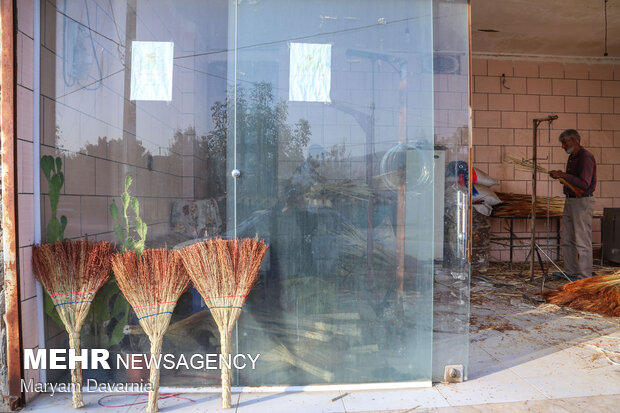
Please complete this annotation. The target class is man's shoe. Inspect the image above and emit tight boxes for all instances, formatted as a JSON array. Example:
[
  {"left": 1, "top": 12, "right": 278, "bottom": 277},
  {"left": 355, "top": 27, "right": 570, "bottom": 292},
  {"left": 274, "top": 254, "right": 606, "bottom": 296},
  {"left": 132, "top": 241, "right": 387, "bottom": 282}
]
[{"left": 551, "top": 271, "right": 578, "bottom": 281}]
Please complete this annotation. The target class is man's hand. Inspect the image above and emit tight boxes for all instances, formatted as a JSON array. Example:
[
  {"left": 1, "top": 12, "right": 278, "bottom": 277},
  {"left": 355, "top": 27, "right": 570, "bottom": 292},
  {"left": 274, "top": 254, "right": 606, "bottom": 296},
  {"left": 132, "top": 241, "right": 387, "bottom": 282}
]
[{"left": 549, "top": 170, "right": 565, "bottom": 179}]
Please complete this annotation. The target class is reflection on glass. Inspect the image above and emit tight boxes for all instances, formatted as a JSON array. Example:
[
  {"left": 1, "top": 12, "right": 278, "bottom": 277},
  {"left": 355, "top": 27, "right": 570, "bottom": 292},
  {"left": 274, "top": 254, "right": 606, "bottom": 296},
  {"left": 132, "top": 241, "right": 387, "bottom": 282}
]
[
  {"left": 40, "top": 0, "right": 469, "bottom": 387},
  {"left": 233, "top": 0, "right": 435, "bottom": 385}
]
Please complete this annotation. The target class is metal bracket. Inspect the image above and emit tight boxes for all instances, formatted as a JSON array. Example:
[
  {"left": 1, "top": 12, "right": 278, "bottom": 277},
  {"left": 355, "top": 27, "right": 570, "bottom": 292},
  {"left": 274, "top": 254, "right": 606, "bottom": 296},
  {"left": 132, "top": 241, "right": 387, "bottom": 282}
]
[{"left": 444, "top": 364, "right": 464, "bottom": 383}]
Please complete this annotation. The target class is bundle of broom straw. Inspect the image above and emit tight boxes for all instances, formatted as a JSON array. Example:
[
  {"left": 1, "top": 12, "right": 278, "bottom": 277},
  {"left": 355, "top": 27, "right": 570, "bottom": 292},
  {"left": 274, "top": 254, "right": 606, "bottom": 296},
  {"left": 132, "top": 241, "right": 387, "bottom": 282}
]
[
  {"left": 543, "top": 270, "right": 620, "bottom": 317},
  {"left": 179, "top": 238, "right": 268, "bottom": 408},
  {"left": 111, "top": 249, "right": 190, "bottom": 413},
  {"left": 32, "top": 240, "right": 113, "bottom": 408},
  {"left": 492, "top": 192, "right": 565, "bottom": 217},
  {"left": 504, "top": 154, "right": 584, "bottom": 197}
]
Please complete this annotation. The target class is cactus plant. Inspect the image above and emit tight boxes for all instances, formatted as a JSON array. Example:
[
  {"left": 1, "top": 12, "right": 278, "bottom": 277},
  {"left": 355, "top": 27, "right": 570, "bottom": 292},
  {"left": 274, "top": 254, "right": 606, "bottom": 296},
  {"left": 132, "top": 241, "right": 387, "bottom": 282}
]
[
  {"left": 110, "top": 175, "right": 148, "bottom": 254},
  {"left": 41, "top": 155, "right": 67, "bottom": 242},
  {"left": 93, "top": 175, "right": 149, "bottom": 348}
]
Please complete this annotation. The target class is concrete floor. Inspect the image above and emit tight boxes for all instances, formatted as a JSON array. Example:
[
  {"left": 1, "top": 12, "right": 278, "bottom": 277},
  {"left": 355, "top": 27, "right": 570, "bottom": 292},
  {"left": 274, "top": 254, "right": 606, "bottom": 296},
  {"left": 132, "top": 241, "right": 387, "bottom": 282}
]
[{"left": 24, "top": 268, "right": 620, "bottom": 412}]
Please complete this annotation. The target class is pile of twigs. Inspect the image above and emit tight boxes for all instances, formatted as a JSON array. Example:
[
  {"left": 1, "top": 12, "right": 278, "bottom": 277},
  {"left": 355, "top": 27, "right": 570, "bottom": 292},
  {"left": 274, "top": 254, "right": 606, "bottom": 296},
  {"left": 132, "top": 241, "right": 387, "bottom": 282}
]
[
  {"left": 544, "top": 270, "right": 620, "bottom": 317},
  {"left": 491, "top": 192, "right": 565, "bottom": 217},
  {"left": 32, "top": 240, "right": 113, "bottom": 408},
  {"left": 111, "top": 249, "right": 190, "bottom": 413},
  {"left": 180, "top": 238, "right": 268, "bottom": 408}
]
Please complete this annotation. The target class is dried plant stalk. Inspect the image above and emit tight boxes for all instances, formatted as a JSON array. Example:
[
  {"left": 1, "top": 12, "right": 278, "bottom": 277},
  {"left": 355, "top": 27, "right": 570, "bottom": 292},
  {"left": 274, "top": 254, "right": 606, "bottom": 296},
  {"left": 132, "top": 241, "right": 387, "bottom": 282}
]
[
  {"left": 111, "top": 249, "right": 190, "bottom": 413},
  {"left": 179, "top": 238, "right": 268, "bottom": 409},
  {"left": 503, "top": 154, "right": 584, "bottom": 197},
  {"left": 492, "top": 192, "right": 565, "bottom": 217},
  {"left": 544, "top": 271, "right": 620, "bottom": 317},
  {"left": 32, "top": 240, "right": 113, "bottom": 408}
]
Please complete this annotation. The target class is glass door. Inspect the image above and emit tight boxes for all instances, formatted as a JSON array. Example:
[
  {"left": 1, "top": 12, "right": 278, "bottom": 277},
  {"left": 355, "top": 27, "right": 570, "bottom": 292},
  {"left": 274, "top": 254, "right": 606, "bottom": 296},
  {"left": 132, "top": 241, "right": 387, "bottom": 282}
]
[
  {"left": 231, "top": 0, "right": 436, "bottom": 386},
  {"left": 39, "top": 0, "right": 469, "bottom": 389}
]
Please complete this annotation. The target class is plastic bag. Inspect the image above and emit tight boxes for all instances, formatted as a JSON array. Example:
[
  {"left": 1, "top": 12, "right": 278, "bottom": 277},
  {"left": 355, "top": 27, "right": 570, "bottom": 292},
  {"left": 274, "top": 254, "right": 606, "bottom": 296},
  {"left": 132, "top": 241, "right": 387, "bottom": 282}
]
[
  {"left": 474, "top": 167, "right": 499, "bottom": 187},
  {"left": 472, "top": 184, "right": 502, "bottom": 206}
]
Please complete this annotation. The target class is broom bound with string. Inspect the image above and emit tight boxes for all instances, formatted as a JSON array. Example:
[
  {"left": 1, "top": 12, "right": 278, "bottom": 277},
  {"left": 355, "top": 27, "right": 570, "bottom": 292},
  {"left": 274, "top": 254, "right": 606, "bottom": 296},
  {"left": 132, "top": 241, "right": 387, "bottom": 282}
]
[
  {"left": 180, "top": 238, "right": 268, "bottom": 409},
  {"left": 32, "top": 240, "right": 113, "bottom": 408},
  {"left": 111, "top": 249, "right": 190, "bottom": 413}
]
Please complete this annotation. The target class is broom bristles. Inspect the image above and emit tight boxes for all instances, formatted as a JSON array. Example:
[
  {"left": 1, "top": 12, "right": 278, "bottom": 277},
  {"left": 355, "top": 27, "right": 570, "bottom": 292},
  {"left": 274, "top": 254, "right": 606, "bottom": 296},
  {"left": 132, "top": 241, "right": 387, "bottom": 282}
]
[
  {"left": 179, "top": 237, "right": 268, "bottom": 408},
  {"left": 179, "top": 238, "right": 268, "bottom": 329},
  {"left": 32, "top": 240, "right": 113, "bottom": 328},
  {"left": 111, "top": 249, "right": 190, "bottom": 413},
  {"left": 32, "top": 240, "right": 113, "bottom": 408},
  {"left": 544, "top": 271, "right": 620, "bottom": 317},
  {"left": 111, "top": 249, "right": 190, "bottom": 336}
]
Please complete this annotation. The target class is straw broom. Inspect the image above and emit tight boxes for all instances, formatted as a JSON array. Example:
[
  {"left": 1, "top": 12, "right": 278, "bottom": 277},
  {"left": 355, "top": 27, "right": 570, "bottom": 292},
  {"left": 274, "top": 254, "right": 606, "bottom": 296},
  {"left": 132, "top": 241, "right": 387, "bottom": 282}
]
[
  {"left": 179, "top": 238, "right": 268, "bottom": 408},
  {"left": 32, "top": 240, "right": 113, "bottom": 408},
  {"left": 111, "top": 249, "right": 190, "bottom": 413},
  {"left": 504, "top": 154, "right": 584, "bottom": 197},
  {"left": 543, "top": 271, "right": 620, "bottom": 317}
]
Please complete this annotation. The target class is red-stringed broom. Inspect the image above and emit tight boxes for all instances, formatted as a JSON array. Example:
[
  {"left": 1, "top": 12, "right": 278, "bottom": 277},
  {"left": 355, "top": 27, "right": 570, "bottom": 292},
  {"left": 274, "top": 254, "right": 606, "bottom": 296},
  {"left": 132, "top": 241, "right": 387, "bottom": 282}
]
[
  {"left": 179, "top": 238, "right": 268, "bottom": 409},
  {"left": 111, "top": 249, "right": 190, "bottom": 413},
  {"left": 543, "top": 270, "right": 620, "bottom": 317},
  {"left": 32, "top": 240, "right": 113, "bottom": 408}
]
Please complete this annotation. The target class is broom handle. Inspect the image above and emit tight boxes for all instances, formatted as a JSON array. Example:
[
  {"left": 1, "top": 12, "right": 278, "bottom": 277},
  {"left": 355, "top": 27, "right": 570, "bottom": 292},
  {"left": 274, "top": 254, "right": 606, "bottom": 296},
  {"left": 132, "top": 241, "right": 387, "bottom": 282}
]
[
  {"left": 554, "top": 176, "right": 584, "bottom": 197},
  {"left": 220, "top": 328, "right": 232, "bottom": 409},
  {"left": 147, "top": 336, "right": 164, "bottom": 413},
  {"left": 68, "top": 331, "right": 84, "bottom": 408}
]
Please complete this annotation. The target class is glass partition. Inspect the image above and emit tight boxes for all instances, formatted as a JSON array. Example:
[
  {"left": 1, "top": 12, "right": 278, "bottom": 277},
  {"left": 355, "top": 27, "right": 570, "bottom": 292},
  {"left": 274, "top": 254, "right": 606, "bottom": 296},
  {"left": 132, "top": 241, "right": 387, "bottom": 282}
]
[
  {"left": 232, "top": 0, "right": 435, "bottom": 385},
  {"left": 431, "top": 0, "right": 470, "bottom": 381},
  {"left": 39, "top": 0, "right": 469, "bottom": 387}
]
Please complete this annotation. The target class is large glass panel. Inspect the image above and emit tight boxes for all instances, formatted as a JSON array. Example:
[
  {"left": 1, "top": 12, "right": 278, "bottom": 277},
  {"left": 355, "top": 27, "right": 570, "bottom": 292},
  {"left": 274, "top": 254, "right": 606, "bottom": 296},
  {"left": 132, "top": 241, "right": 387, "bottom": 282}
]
[
  {"left": 39, "top": 0, "right": 469, "bottom": 388},
  {"left": 233, "top": 0, "right": 436, "bottom": 385},
  {"left": 430, "top": 0, "right": 470, "bottom": 381},
  {"left": 40, "top": 0, "right": 230, "bottom": 387}
]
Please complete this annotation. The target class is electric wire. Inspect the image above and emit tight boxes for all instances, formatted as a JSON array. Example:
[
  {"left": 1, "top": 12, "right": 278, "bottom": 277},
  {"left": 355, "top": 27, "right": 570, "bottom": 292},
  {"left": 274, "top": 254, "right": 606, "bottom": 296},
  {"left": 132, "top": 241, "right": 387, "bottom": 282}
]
[{"left": 174, "top": 15, "right": 426, "bottom": 60}]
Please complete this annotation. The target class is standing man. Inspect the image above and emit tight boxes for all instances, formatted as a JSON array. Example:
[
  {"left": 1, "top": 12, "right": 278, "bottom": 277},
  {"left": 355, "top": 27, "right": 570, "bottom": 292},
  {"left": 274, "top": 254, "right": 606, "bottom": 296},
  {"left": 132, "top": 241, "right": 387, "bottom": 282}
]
[{"left": 550, "top": 129, "right": 597, "bottom": 279}]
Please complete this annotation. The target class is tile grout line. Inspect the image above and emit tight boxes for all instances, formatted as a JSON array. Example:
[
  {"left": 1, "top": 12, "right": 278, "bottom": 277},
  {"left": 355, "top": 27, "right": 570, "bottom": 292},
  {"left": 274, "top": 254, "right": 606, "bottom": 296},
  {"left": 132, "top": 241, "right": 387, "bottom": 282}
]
[
  {"left": 339, "top": 389, "right": 348, "bottom": 412},
  {"left": 234, "top": 391, "right": 241, "bottom": 413},
  {"left": 489, "top": 334, "right": 557, "bottom": 401},
  {"left": 434, "top": 386, "right": 451, "bottom": 407},
  {"left": 504, "top": 364, "right": 554, "bottom": 400}
]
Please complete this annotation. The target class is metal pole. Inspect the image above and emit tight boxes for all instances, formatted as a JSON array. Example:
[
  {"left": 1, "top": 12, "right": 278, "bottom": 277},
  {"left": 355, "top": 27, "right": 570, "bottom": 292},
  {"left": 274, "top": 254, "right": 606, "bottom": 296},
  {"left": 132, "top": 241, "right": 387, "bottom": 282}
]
[
  {"left": 530, "top": 120, "right": 538, "bottom": 281},
  {"left": 529, "top": 115, "right": 557, "bottom": 281}
]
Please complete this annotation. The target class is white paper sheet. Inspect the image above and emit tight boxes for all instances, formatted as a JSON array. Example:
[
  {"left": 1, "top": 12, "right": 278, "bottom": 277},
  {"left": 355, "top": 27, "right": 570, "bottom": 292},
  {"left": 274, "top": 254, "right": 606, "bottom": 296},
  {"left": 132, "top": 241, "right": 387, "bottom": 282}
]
[
  {"left": 130, "top": 41, "right": 174, "bottom": 101},
  {"left": 289, "top": 43, "right": 332, "bottom": 103}
]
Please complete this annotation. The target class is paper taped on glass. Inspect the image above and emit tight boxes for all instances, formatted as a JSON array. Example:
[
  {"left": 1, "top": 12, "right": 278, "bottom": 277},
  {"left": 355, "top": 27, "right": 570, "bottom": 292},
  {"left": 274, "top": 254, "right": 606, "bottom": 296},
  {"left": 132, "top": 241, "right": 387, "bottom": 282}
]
[
  {"left": 130, "top": 41, "right": 174, "bottom": 101},
  {"left": 289, "top": 43, "right": 331, "bottom": 103}
]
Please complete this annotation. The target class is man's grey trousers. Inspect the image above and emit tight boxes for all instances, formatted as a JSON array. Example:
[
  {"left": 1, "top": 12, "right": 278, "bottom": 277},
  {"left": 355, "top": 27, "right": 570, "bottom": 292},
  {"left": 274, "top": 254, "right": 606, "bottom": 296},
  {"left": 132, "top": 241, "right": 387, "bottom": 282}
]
[{"left": 561, "top": 197, "right": 594, "bottom": 277}]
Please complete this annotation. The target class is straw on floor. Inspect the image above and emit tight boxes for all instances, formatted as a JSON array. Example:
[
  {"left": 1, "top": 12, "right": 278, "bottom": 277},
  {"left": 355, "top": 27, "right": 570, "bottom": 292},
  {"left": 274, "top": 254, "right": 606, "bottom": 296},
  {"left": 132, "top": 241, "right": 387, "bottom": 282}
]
[
  {"left": 111, "top": 249, "right": 190, "bottom": 413},
  {"left": 32, "top": 240, "right": 113, "bottom": 408},
  {"left": 179, "top": 238, "right": 268, "bottom": 409},
  {"left": 543, "top": 270, "right": 620, "bottom": 317}
]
